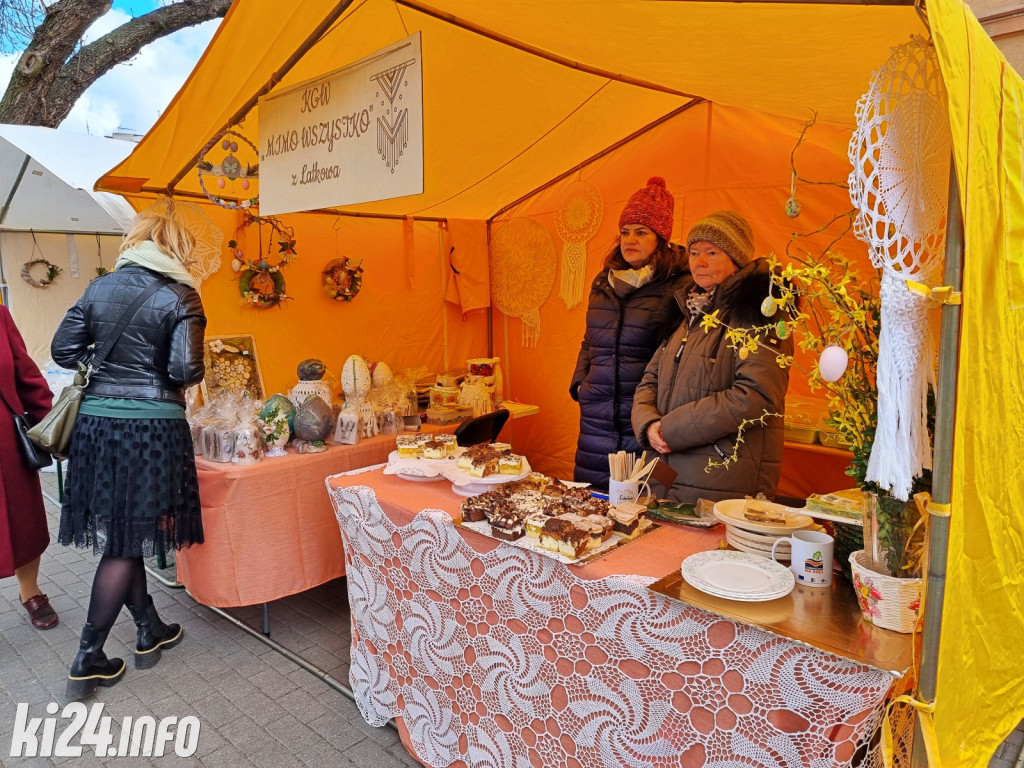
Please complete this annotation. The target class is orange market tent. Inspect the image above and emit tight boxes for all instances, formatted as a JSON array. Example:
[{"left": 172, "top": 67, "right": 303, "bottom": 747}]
[{"left": 96, "top": 1, "right": 1024, "bottom": 765}]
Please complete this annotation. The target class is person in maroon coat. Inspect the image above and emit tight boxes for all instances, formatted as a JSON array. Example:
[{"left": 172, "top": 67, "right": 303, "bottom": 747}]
[{"left": 0, "top": 305, "right": 58, "bottom": 629}]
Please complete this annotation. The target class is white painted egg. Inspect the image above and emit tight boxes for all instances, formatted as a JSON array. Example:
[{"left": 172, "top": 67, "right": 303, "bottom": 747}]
[
  {"left": 231, "top": 258, "right": 242, "bottom": 272},
  {"left": 818, "top": 345, "right": 849, "bottom": 383},
  {"left": 372, "top": 361, "right": 394, "bottom": 388},
  {"left": 341, "top": 355, "right": 372, "bottom": 399}
]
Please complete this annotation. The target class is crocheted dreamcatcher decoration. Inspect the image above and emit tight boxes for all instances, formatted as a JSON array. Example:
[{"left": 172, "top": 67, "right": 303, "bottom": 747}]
[
  {"left": 197, "top": 129, "right": 259, "bottom": 210},
  {"left": 138, "top": 196, "right": 224, "bottom": 290},
  {"left": 489, "top": 218, "right": 557, "bottom": 347},
  {"left": 848, "top": 35, "right": 950, "bottom": 500},
  {"left": 554, "top": 180, "right": 603, "bottom": 310}
]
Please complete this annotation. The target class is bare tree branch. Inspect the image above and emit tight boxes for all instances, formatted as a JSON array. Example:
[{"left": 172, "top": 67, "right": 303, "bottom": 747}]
[{"left": 0, "top": 0, "right": 232, "bottom": 127}]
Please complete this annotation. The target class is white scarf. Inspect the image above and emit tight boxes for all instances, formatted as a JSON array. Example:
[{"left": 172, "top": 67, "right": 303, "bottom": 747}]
[
  {"left": 115, "top": 241, "right": 197, "bottom": 290},
  {"left": 608, "top": 264, "right": 654, "bottom": 296}
]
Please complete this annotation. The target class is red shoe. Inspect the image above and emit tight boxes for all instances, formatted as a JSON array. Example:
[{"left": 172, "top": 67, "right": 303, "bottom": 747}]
[{"left": 22, "top": 594, "right": 59, "bottom": 630}]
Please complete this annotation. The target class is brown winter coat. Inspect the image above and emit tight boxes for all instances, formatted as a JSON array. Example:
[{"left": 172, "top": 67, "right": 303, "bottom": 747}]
[
  {"left": 631, "top": 259, "right": 792, "bottom": 503},
  {"left": 0, "top": 307, "right": 53, "bottom": 577}
]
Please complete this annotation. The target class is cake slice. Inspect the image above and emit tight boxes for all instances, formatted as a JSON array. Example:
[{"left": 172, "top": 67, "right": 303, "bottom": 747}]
[
  {"left": 539, "top": 518, "right": 591, "bottom": 559},
  {"left": 743, "top": 498, "right": 786, "bottom": 524},
  {"left": 498, "top": 454, "right": 523, "bottom": 475},
  {"left": 420, "top": 440, "right": 447, "bottom": 460},
  {"left": 396, "top": 435, "right": 419, "bottom": 459},
  {"left": 608, "top": 502, "right": 646, "bottom": 537}
]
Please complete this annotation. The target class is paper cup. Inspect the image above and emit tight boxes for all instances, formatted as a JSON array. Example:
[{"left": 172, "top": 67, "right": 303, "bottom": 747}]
[
  {"left": 608, "top": 479, "right": 639, "bottom": 507},
  {"left": 771, "top": 530, "right": 834, "bottom": 588}
]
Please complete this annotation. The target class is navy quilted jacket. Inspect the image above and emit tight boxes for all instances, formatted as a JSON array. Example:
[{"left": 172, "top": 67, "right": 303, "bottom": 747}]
[{"left": 570, "top": 269, "right": 688, "bottom": 489}]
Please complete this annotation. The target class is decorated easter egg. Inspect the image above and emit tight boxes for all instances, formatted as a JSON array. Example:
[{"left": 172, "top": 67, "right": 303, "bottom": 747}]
[
  {"left": 818, "top": 345, "right": 849, "bottom": 383},
  {"left": 341, "top": 355, "right": 372, "bottom": 399},
  {"left": 371, "top": 361, "right": 394, "bottom": 388},
  {"left": 261, "top": 393, "right": 296, "bottom": 429},
  {"left": 231, "top": 258, "right": 242, "bottom": 272},
  {"left": 292, "top": 395, "right": 334, "bottom": 442},
  {"left": 297, "top": 358, "right": 327, "bottom": 381}
]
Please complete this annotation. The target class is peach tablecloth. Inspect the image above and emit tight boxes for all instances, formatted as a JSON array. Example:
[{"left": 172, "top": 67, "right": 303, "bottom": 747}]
[
  {"left": 181, "top": 431, "right": 440, "bottom": 606},
  {"left": 778, "top": 440, "right": 853, "bottom": 500},
  {"left": 326, "top": 469, "right": 900, "bottom": 768}
]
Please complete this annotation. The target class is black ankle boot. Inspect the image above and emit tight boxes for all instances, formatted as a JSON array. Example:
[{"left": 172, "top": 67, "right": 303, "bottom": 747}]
[
  {"left": 127, "top": 596, "right": 183, "bottom": 669},
  {"left": 66, "top": 623, "right": 126, "bottom": 700}
]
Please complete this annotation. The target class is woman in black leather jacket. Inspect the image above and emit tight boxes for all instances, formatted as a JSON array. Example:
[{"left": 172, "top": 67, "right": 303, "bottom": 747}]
[{"left": 52, "top": 210, "right": 207, "bottom": 700}]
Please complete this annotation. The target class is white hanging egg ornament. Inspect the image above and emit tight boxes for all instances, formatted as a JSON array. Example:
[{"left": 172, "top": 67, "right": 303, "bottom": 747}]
[
  {"left": 818, "top": 345, "right": 849, "bottom": 383},
  {"left": 341, "top": 355, "right": 372, "bottom": 399},
  {"left": 760, "top": 296, "right": 776, "bottom": 317},
  {"left": 371, "top": 361, "right": 394, "bottom": 388},
  {"left": 231, "top": 258, "right": 242, "bottom": 272}
]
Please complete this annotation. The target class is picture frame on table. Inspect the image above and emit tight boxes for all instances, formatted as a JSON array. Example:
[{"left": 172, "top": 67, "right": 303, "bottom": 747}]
[{"left": 201, "top": 334, "right": 266, "bottom": 401}]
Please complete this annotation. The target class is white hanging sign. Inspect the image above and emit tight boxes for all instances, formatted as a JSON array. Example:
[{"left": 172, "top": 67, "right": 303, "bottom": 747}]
[{"left": 258, "top": 33, "right": 423, "bottom": 215}]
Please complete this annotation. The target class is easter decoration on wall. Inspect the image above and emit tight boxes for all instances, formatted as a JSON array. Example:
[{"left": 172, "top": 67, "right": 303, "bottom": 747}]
[
  {"left": 197, "top": 129, "right": 259, "bottom": 211},
  {"left": 232, "top": 211, "right": 298, "bottom": 309},
  {"left": 322, "top": 258, "right": 364, "bottom": 302}
]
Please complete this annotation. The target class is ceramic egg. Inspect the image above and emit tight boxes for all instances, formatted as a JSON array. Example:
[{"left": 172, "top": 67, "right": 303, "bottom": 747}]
[
  {"left": 231, "top": 258, "right": 242, "bottom": 272},
  {"left": 818, "top": 345, "right": 849, "bottom": 383},
  {"left": 341, "top": 355, "right": 372, "bottom": 399},
  {"left": 371, "top": 361, "right": 394, "bottom": 388}
]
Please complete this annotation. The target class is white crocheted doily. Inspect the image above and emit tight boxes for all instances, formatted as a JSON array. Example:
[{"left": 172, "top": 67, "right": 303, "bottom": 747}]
[{"left": 848, "top": 35, "right": 950, "bottom": 499}]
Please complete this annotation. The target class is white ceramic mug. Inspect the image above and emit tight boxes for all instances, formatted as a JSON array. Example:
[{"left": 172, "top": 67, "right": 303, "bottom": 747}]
[
  {"left": 771, "top": 530, "right": 834, "bottom": 588},
  {"left": 608, "top": 479, "right": 639, "bottom": 507}
]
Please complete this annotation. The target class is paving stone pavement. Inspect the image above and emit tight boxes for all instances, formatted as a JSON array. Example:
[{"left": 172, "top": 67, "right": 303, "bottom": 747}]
[{"left": 0, "top": 471, "right": 421, "bottom": 768}]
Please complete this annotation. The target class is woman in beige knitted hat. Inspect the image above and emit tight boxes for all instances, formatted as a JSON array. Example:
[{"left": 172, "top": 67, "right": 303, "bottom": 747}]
[{"left": 631, "top": 210, "right": 794, "bottom": 503}]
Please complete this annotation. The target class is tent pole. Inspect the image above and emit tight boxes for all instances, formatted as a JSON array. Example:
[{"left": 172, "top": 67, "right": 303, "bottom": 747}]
[
  {"left": 486, "top": 220, "right": 493, "bottom": 358},
  {"left": 910, "top": 157, "right": 963, "bottom": 768},
  {"left": 397, "top": 0, "right": 699, "bottom": 98},
  {"left": 0, "top": 154, "right": 31, "bottom": 228},
  {"left": 165, "top": 0, "right": 358, "bottom": 195},
  {"left": 490, "top": 100, "right": 704, "bottom": 222}
]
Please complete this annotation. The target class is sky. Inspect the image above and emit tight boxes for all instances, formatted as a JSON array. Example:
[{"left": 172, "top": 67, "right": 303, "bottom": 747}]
[{"left": 0, "top": 0, "right": 219, "bottom": 137}]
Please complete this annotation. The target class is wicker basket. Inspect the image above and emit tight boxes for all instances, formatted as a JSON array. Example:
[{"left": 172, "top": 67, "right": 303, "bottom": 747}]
[{"left": 849, "top": 550, "right": 922, "bottom": 633}]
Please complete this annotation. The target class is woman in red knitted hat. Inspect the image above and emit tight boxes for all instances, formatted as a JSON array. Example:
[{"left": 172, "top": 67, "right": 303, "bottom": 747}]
[{"left": 569, "top": 177, "right": 689, "bottom": 490}]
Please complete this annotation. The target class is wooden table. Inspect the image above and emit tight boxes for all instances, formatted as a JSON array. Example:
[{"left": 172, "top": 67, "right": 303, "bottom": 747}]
[{"left": 326, "top": 468, "right": 911, "bottom": 768}]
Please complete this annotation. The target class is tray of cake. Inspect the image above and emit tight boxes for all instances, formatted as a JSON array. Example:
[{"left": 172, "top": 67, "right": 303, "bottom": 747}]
[
  {"left": 384, "top": 433, "right": 463, "bottom": 480},
  {"left": 458, "top": 473, "right": 656, "bottom": 565},
  {"left": 444, "top": 443, "right": 531, "bottom": 495}
]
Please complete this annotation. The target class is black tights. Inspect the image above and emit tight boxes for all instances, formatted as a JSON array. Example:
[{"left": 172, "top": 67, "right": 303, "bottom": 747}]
[{"left": 86, "top": 556, "right": 148, "bottom": 633}]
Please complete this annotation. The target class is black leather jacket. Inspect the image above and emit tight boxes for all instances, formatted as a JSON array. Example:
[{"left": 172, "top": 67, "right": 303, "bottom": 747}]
[{"left": 51, "top": 265, "right": 206, "bottom": 405}]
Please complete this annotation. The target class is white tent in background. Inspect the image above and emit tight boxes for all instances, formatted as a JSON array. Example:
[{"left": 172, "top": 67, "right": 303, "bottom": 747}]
[{"left": 0, "top": 125, "right": 137, "bottom": 364}]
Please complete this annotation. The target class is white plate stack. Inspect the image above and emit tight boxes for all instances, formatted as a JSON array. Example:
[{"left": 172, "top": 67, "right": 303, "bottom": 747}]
[{"left": 712, "top": 499, "right": 816, "bottom": 561}]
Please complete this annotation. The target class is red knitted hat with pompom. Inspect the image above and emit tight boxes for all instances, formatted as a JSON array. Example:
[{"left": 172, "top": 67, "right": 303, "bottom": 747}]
[{"left": 618, "top": 176, "right": 674, "bottom": 241}]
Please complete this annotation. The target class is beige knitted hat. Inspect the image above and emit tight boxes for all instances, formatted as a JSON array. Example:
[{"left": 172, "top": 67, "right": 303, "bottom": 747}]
[{"left": 686, "top": 210, "right": 754, "bottom": 267}]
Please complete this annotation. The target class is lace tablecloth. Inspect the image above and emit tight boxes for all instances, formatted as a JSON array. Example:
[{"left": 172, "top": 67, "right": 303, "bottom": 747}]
[{"left": 326, "top": 472, "right": 904, "bottom": 768}]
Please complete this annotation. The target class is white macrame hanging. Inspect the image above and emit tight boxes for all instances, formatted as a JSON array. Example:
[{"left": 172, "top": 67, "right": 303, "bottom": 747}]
[
  {"left": 489, "top": 218, "right": 557, "bottom": 347},
  {"left": 139, "top": 196, "right": 224, "bottom": 291},
  {"left": 848, "top": 36, "right": 950, "bottom": 500},
  {"left": 554, "top": 180, "right": 603, "bottom": 310}
]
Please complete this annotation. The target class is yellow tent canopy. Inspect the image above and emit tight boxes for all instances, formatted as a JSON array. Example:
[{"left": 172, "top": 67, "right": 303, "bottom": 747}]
[{"left": 97, "top": 1, "right": 1024, "bottom": 765}]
